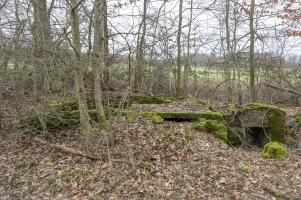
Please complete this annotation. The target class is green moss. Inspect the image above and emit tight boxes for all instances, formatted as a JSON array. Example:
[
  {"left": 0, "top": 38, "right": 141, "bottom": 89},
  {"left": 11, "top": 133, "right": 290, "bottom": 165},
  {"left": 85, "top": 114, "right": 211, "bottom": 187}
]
[
  {"left": 193, "top": 99, "right": 207, "bottom": 105},
  {"left": 150, "top": 114, "right": 164, "bottom": 124},
  {"left": 48, "top": 99, "right": 79, "bottom": 111},
  {"left": 127, "top": 112, "right": 165, "bottom": 124},
  {"left": 239, "top": 103, "right": 285, "bottom": 113},
  {"left": 140, "top": 161, "right": 153, "bottom": 169},
  {"left": 240, "top": 165, "right": 253, "bottom": 173},
  {"left": 227, "top": 127, "right": 244, "bottom": 146},
  {"left": 260, "top": 142, "right": 288, "bottom": 160},
  {"left": 265, "top": 188, "right": 290, "bottom": 200},
  {"left": 130, "top": 96, "right": 174, "bottom": 104},
  {"left": 193, "top": 120, "right": 228, "bottom": 142},
  {"left": 23, "top": 100, "right": 99, "bottom": 134},
  {"left": 153, "top": 111, "right": 223, "bottom": 121}
]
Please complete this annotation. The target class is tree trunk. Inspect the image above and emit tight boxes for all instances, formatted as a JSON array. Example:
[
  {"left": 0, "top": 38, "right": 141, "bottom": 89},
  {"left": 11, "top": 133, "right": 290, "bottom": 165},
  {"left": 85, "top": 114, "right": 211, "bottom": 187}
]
[
  {"left": 70, "top": 0, "right": 92, "bottom": 138},
  {"left": 176, "top": 0, "right": 183, "bottom": 98},
  {"left": 93, "top": 0, "right": 108, "bottom": 129},
  {"left": 183, "top": 0, "right": 193, "bottom": 97},
  {"left": 134, "top": 0, "right": 148, "bottom": 93},
  {"left": 30, "top": 0, "right": 52, "bottom": 96},
  {"left": 249, "top": 0, "right": 256, "bottom": 102},
  {"left": 225, "top": 0, "right": 233, "bottom": 103}
]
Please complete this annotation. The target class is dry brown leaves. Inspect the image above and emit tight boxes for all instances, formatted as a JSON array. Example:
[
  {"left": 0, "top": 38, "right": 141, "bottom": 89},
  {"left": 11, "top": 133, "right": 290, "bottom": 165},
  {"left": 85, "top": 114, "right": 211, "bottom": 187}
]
[{"left": 0, "top": 100, "right": 301, "bottom": 199}]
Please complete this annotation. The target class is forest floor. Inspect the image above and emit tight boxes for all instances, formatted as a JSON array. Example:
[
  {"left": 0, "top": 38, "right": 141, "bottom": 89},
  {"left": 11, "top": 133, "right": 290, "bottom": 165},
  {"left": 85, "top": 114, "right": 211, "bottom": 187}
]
[{"left": 0, "top": 99, "right": 301, "bottom": 200}]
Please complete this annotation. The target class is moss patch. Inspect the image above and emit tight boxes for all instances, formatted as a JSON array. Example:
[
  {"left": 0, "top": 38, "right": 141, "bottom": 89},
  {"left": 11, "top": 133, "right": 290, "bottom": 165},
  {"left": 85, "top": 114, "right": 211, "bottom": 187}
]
[
  {"left": 193, "top": 99, "right": 207, "bottom": 105},
  {"left": 150, "top": 114, "right": 164, "bottom": 124},
  {"left": 260, "top": 142, "right": 288, "bottom": 160},
  {"left": 265, "top": 188, "right": 290, "bottom": 200},
  {"left": 227, "top": 127, "right": 244, "bottom": 146},
  {"left": 193, "top": 120, "right": 228, "bottom": 142},
  {"left": 23, "top": 100, "right": 99, "bottom": 134},
  {"left": 238, "top": 103, "right": 285, "bottom": 113},
  {"left": 140, "top": 161, "right": 153, "bottom": 169},
  {"left": 48, "top": 99, "right": 79, "bottom": 111},
  {"left": 240, "top": 165, "right": 253, "bottom": 173}
]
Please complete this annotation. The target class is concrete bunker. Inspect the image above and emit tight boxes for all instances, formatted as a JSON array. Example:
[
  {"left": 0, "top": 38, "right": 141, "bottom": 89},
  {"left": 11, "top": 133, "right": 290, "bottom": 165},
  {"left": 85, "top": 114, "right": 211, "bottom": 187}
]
[{"left": 229, "top": 103, "right": 286, "bottom": 147}]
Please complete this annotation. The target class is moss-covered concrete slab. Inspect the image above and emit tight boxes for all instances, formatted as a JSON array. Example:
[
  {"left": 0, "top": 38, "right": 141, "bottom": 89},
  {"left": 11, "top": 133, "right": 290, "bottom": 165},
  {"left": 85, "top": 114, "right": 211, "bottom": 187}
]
[
  {"left": 137, "top": 111, "right": 223, "bottom": 122},
  {"left": 229, "top": 103, "right": 286, "bottom": 145}
]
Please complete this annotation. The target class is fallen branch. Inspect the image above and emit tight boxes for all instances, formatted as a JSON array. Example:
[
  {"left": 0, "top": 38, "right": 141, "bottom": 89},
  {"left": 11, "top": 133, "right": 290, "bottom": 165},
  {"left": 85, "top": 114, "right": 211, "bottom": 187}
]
[
  {"left": 264, "top": 83, "right": 301, "bottom": 96},
  {"left": 263, "top": 187, "right": 294, "bottom": 200},
  {"left": 33, "top": 137, "right": 131, "bottom": 165}
]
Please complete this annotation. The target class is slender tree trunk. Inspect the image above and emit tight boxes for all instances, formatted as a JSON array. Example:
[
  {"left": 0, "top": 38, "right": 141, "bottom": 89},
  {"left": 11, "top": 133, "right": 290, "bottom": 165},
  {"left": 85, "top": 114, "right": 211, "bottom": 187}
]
[
  {"left": 249, "top": 0, "right": 256, "bottom": 102},
  {"left": 183, "top": 0, "right": 193, "bottom": 97},
  {"left": 176, "top": 0, "right": 183, "bottom": 98},
  {"left": 70, "top": 0, "right": 92, "bottom": 138},
  {"left": 147, "top": 0, "right": 166, "bottom": 95},
  {"left": 225, "top": 0, "right": 232, "bottom": 103},
  {"left": 134, "top": 0, "right": 148, "bottom": 93},
  {"left": 93, "top": 0, "right": 108, "bottom": 129},
  {"left": 103, "top": 0, "right": 110, "bottom": 87}
]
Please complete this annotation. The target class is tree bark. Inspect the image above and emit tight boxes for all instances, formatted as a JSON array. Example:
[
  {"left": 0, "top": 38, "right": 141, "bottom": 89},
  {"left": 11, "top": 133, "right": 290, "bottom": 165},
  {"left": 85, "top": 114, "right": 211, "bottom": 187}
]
[
  {"left": 225, "top": 0, "right": 233, "bottom": 103},
  {"left": 70, "top": 0, "right": 93, "bottom": 138},
  {"left": 93, "top": 0, "right": 108, "bottom": 129},
  {"left": 176, "top": 0, "right": 183, "bottom": 98},
  {"left": 30, "top": 0, "right": 53, "bottom": 97},
  {"left": 134, "top": 0, "right": 148, "bottom": 93},
  {"left": 183, "top": 0, "right": 193, "bottom": 97},
  {"left": 249, "top": 0, "right": 256, "bottom": 102}
]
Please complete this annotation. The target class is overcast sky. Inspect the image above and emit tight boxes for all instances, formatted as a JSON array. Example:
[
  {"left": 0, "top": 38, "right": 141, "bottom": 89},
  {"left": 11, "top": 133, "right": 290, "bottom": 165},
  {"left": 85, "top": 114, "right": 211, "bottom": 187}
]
[{"left": 107, "top": 0, "right": 301, "bottom": 58}]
